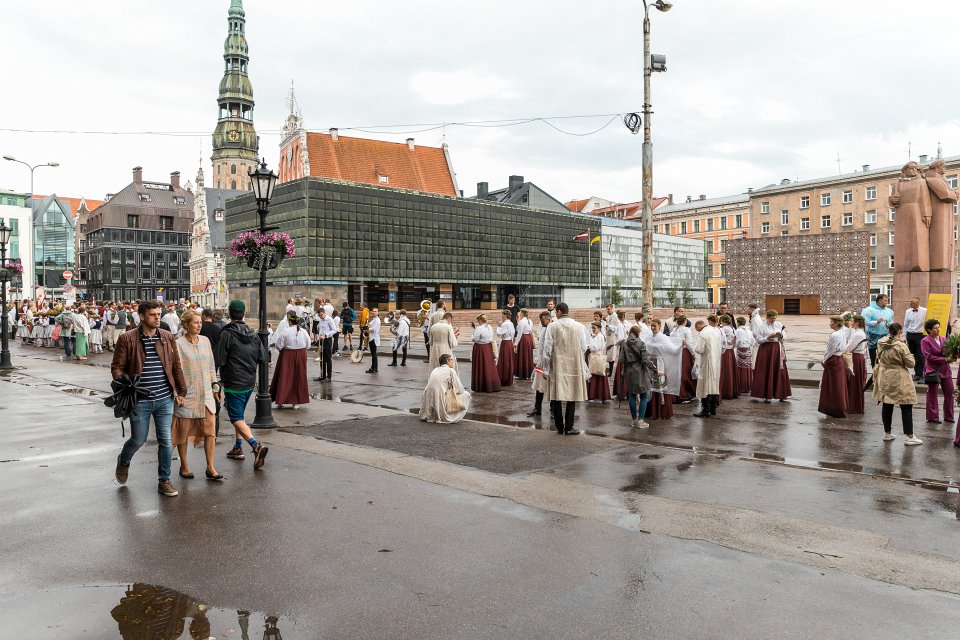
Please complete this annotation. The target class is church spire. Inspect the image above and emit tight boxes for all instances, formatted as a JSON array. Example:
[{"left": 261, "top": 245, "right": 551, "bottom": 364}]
[
  {"left": 282, "top": 79, "right": 304, "bottom": 143},
  {"left": 211, "top": 0, "right": 258, "bottom": 190}
]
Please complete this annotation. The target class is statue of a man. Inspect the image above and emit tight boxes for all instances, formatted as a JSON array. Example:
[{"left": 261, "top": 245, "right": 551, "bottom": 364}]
[
  {"left": 924, "top": 159, "right": 960, "bottom": 272},
  {"left": 889, "top": 161, "right": 931, "bottom": 272}
]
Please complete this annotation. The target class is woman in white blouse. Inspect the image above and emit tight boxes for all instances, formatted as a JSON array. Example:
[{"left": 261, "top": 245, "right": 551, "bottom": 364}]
[
  {"left": 470, "top": 314, "right": 501, "bottom": 393},
  {"left": 751, "top": 310, "right": 792, "bottom": 402},
  {"left": 673, "top": 314, "right": 697, "bottom": 403},
  {"left": 586, "top": 322, "right": 611, "bottom": 402},
  {"left": 513, "top": 309, "right": 535, "bottom": 380},
  {"left": 845, "top": 316, "right": 868, "bottom": 414},
  {"left": 818, "top": 316, "right": 849, "bottom": 418},
  {"left": 718, "top": 316, "right": 739, "bottom": 400},
  {"left": 734, "top": 316, "right": 756, "bottom": 394},
  {"left": 269, "top": 311, "right": 311, "bottom": 409},
  {"left": 495, "top": 309, "right": 516, "bottom": 387}
]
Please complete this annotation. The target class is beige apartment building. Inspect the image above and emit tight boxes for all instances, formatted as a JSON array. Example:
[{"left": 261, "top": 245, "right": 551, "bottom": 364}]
[
  {"left": 747, "top": 155, "right": 960, "bottom": 302},
  {"left": 653, "top": 194, "right": 751, "bottom": 304}
]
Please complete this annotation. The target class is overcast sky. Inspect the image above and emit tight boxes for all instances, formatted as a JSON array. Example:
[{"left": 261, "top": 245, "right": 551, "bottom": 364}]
[{"left": 1, "top": 0, "right": 957, "bottom": 205}]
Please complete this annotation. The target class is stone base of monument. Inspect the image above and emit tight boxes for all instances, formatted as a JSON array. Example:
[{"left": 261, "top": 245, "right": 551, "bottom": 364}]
[{"left": 892, "top": 270, "right": 956, "bottom": 314}]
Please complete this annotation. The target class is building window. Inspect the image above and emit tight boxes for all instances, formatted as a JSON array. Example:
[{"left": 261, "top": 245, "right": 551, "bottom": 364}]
[
  {"left": 173, "top": 196, "right": 185, "bottom": 206},
  {"left": 870, "top": 256, "right": 877, "bottom": 270},
  {"left": 707, "top": 218, "right": 714, "bottom": 231},
  {"left": 125, "top": 249, "right": 135, "bottom": 263},
  {"left": 842, "top": 213, "right": 853, "bottom": 226},
  {"left": 693, "top": 219, "right": 700, "bottom": 232},
  {"left": 869, "top": 233, "right": 877, "bottom": 246},
  {"left": 718, "top": 263, "right": 726, "bottom": 277},
  {"left": 111, "top": 248, "right": 121, "bottom": 263},
  {"left": 718, "top": 239, "right": 726, "bottom": 253},
  {"left": 948, "top": 175, "right": 958, "bottom": 189},
  {"left": 110, "top": 267, "right": 121, "bottom": 280},
  {"left": 820, "top": 215, "right": 831, "bottom": 229},
  {"left": 159, "top": 216, "right": 174, "bottom": 230},
  {"left": 231, "top": 180, "right": 237, "bottom": 189},
  {"left": 231, "top": 164, "right": 237, "bottom": 174},
  {"left": 888, "top": 231, "right": 895, "bottom": 245},
  {"left": 889, "top": 207, "right": 896, "bottom": 222},
  {"left": 761, "top": 202, "right": 770, "bottom": 214},
  {"left": 761, "top": 222, "right": 770, "bottom": 234},
  {"left": 138, "top": 193, "right": 151, "bottom": 202},
  {"left": 865, "top": 186, "right": 877, "bottom": 200},
  {"left": 734, "top": 214, "right": 743, "bottom": 228},
  {"left": 955, "top": 226, "right": 958, "bottom": 241},
  {"left": 800, "top": 196, "right": 810, "bottom": 209},
  {"left": 680, "top": 221, "right": 687, "bottom": 234},
  {"left": 780, "top": 210, "right": 789, "bottom": 225},
  {"left": 889, "top": 255, "right": 895, "bottom": 269},
  {"left": 780, "top": 230, "right": 789, "bottom": 236},
  {"left": 705, "top": 240, "right": 713, "bottom": 253},
  {"left": 653, "top": 225, "right": 658, "bottom": 234},
  {"left": 378, "top": 175, "right": 389, "bottom": 184},
  {"left": 821, "top": 193, "right": 831, "bottom": 206},
  {"left": 214, "top": 210, "right": 224, "bottom": 221},
  {"left": 842, "top": 190, "right": 853, "bottom": 204},
  {"left": 800, "top": 217, "right": 810, "bottom": 230},
  {"left": 865, "top": 210, "right": 877, "bottom": 224},
  {"left": 127, "top": 215, "right": 140, "bottom": 229},
  {"left": 720, "top": 217, "right": 727, "bottom": 230}
]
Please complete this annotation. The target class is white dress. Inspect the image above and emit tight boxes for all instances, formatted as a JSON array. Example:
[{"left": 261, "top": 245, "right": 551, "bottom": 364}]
[
  {"left": 695, "top": 325, "right": 722, "bottom": 397},
  {"left": 420, "top": 365, "right": 471, "bottom": 423}
]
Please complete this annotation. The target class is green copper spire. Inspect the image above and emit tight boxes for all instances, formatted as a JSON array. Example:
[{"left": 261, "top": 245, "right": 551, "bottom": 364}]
[{"left": 212, "top": 0, "right": 258, "bottom": 180}]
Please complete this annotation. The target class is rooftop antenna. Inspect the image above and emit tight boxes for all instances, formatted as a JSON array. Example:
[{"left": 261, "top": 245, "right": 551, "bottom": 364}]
[
  {"left": 836, "top": 152, "right": 842, "bottom": 176},
  {"left": 907, "top": 141, "right": 912, "bottom": 161}
]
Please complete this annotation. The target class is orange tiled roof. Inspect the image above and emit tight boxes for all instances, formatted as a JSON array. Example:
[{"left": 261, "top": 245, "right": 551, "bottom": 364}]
[
  {"left": 35, "top": 195, "right": 106, "bottom": 219},
  {"left": 302, "top": 133, "right": 457, "bottom": 196},
  {"left": 566, "top": 198, "right": 589, "bottom": 212},
  {"left": 589, "top": 197, "right": 669, "bottom": 219}
]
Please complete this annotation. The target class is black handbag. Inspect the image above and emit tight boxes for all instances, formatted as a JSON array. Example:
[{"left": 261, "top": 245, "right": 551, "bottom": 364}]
[{"left": 924, "top": 372, "right": 941, "bottom": 385}]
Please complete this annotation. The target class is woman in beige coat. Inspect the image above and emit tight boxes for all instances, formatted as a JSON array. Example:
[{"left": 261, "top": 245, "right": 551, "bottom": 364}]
[{"left": 872, "top": 322, "right": 922, "bottom": 445}]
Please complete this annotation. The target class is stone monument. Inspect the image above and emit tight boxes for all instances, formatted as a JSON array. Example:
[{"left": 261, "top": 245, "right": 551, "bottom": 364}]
[{"left": 890, "top": 159, "right": 960, "bottom": 311}]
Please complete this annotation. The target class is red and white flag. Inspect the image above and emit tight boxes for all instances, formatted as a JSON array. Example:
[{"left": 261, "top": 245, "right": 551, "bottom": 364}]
[{"left": 573, "top": 231, "right": 589, "bottom": 241}]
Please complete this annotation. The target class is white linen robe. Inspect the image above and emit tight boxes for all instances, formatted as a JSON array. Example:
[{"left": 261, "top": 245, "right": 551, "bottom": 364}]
[
  {"left": 428, "top": 321, "right": 458, "bottom": 371},
  {"left": 420, "top": 365, "right": 471, "bottom": 423},
  {"left": 531, "top": 323, "right": 550, "bottom": 396},
  {"left": 695, "top": 325, "right": 722, "bottom": 397},
  {"left": 543, "top": 317, "right": 589, "bottom": 402}
]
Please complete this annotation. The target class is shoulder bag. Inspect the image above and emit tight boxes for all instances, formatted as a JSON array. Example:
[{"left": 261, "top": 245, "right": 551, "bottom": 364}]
[
  {"left": 444, "top": 374, "right": 465, "bottom": 412},
  {"left": 588, "top": 351, "right": 607, "bottom": 376}
]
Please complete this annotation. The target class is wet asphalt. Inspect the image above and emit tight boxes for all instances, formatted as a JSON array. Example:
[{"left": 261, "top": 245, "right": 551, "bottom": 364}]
[{"left": 2, "top": 342, "right": 960, "bottom": 638}]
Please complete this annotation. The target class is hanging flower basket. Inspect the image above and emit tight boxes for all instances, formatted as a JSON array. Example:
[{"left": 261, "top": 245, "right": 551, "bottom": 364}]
[
  {"left": 2, "top": 261, "right": 23, "bottom": 276},
  {"left": 229, "top": 231, "right": 295, "bottom": 271}
]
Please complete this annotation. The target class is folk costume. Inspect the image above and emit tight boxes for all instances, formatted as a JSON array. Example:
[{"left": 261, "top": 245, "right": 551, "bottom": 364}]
[
  {"left": 542, "top": 315, "right": 589, "bottom": 434},
  {"left": 270, "top": 323, "right": 310, "bottom": 407},
  {"left": 818, "top": 327, "right": 849, "bottom": 418},
  {"left": 420, "top": 364, "right": 471, "bottom": 424},
  {"left": 673, "top": 323, "right": 697, "bottom": 403},
  {"left": 693, "top": 323, "right": 722, "bottom": 417},
  {"left": 752, "top": 320, "right": 792, "bottom": 401},
  {"left": 587, "top": 330, "right": 611, "bottom": 402},
  {"left": 845, "top": 327, "right": 868, "bottom": 414},
  {"left": 530, "top": 321, "right": 551, "bottom": 415},
  {"left": 428, "top": 319, "right": 458, "bottom": 372},
  {"left": 644, "top": 331, "right": 684, "bottom": 420},
  {"left": 495, "top": 318, "right": 516, "bottom": 387},
  {"left": 734, "top": 324, "right": 756, "bottom": 394},
  {"left": 718, "top": 323, "right": 740, "bottom": 400},
  {"left": 514, "top": 315, "right": 535, "bottom": 380},
  {"left": 471, "top": 322, "right": 501, "bottom": 393}
]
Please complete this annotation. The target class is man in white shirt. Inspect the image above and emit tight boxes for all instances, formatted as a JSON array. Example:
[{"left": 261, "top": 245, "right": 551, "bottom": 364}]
[
  {"left": 161, "top": 304, "right": 180, "bottom": 335},
  {"left": 903, "top": 297, "right": 927, "bottom": 381},
  {"left": 366, "top": 308, "right": 381, "bottom": 373},
  {"left": 389, "top": 309, "right": 411, "bottom": 367},
  {"left": 314, "top": 308, "right": 337, "bottom": 382}
]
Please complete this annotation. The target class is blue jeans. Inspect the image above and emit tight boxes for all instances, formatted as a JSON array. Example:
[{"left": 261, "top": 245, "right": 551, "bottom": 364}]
[
  {"left": 628, "top": 391, "right": 650, "bottom": 420},
  {"left": 62, "top": 335, "right": 75, "bottom": 356},
  {"left": 119, "top": 396, "right": 174, "bottom": 482}
]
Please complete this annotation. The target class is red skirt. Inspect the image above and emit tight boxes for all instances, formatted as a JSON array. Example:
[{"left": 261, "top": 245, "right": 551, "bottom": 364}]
[
  {"left": 497, "top": 340, "right": 515, "bottom": 387},
  {"left": 719, "top": 349, "right": 740, "bottom": 400},
  {"left": 645, "top": 392, "right": 674, "bottom": 420},
  {"left": 269, "top": 348, "right": 310, "bottom": 405},
  {"left": 679, "top": 350, "right": 697, "bottom": 401},
  {"left": 846, "top": 353, "right": 866, "bottom": 414},
  {"left": 751, "top": 342, "right": 792, "bottom": 400},
  {"left": 514, "top": 333, "right": 534, "bottom": 379},
  {"left": 587, "top": 374, "right": 611, "bottom": 401},
  {"left": 736, "top": 355, "right": 753, "bottom": 394},
  {"left": 472, "top": 342, "right": 502, "bottom": 393},
  {"left": 613, "top": 359, "right": 626, "bottom": 399},
  {"left": 818, "top": 355, "right": 848, "bottom": 418}
]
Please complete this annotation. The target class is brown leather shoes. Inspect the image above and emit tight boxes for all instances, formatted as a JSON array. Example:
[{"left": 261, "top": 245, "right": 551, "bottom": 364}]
[
  {"left": 115, "top": 455, "right": 129, "bottom": 484},
  {"left": 253, "top": 443, "right": 268, "bottom": 470},
  {"left": 157, "top": 480, "right": 179, "bottom": 497}
]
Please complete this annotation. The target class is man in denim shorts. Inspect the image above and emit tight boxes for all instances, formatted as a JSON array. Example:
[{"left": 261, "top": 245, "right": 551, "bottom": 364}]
[{"left": 215, "top": 300, "right": 268, "bottom": 469}]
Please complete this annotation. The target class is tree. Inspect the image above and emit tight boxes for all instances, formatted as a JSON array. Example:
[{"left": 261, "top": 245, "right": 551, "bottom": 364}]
[
  {"left": 682, "top": 290, "right": 693, "bottom": 307},
  {"left": 630, "top": 289, "right": 640, "bottom": 308},
  {"left": 667, "top": 288, "right": 677, "bottom": 307},
  {"left": 608, "top": 276, "right": 624, "bottom": 306}
]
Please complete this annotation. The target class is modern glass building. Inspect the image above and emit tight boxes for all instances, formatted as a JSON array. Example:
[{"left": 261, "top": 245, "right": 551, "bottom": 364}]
[{"left": 31, "top": 195, "right": 75, "bottom": 290}]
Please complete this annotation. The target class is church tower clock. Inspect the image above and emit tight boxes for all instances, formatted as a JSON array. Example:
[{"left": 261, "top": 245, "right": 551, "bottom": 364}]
[{"left": 211, "top": 0, "right": 258, "bottom": 189}]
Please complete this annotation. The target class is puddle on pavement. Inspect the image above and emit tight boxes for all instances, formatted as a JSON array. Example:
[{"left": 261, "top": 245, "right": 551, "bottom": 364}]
[
  {"left": 5, "top": 582, "right": 303, "bottom": 639},
  {"left": 404, "top": 407, "right": 537, "bottom": 429}
]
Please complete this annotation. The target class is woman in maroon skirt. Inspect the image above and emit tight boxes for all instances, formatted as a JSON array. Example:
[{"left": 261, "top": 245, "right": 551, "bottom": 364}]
[
  {"left": 644, "top": 320, "right": 681, "bottom": 420},
  {"left": 845, "top": 315, "right": 868, "bottom": 414},
  {"left": 495, "top": 309, "right": 515, "bottom": 387},
  {"left": 718, "top": 316, "right": 740, "bottom": 400},
  {"left": 471, "top": 314, "right": 501, "bottom": 393},
  {"left": 672, "top": 315, "right": 697, "bottom": 403},
  {"left": 513, "top": 308, "right": 535, "bottom": 379},
  {"left": 612, "top": 310, "right": 628, "bottom": 400},
  {"left": 818, "top": 316, "right": 848, "bottom": 418},
  {"left": 751, "top": 310, "right": 792, "bottom": 402},
  {"left": 586, "top": 322, "right": 612, "bottom": 402},
  {"left": 270, "top": 311, "right": 311, "bottom": 409},
  {"left": 734, "top": 316, "right": 756, "bottom": 394}
]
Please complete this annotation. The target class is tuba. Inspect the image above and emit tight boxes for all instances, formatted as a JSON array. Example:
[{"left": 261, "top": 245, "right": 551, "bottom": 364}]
[{"left": 417, "top": 299, "right": 431, "bottom": 326}]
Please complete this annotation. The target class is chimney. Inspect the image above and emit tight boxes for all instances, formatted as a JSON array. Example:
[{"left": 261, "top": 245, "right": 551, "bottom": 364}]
[
  {"left": 919, "top": 154, "right": 929, "bottom": 163},
  {"left": 170, "top": 171, "right": 180, "bottom": 189},
  {"left": 329, "top": 128, "right": 339, "bottom": 141},
  {"left": 406, "top": 137, "right": 415, "bottom": 151},
  {"left": 508, "top": 175, "right": 524, "bottom": 193},
  {"left": 747, "top": 187, "right": 754, "bottom": 193},
  {"left": 685, "top": 195, "right": 692, "bottom": 203},
  {"left": 862, "top": 164, "right": 870, "bottom": 172},
  {"left": 780, "top": 178, "right": 790, "bottom": 185},
  {"left": 477, "top": 182, "right": 489, "bottom": 198},
  {"left": 699, "top": 194, "right": 706, "bottom": 200},
  {"left": 667, "top": 193, "right": 674, "bottom": 205},
  {"left": 133, "top": 166, "right": 143, "bottom": 184}
]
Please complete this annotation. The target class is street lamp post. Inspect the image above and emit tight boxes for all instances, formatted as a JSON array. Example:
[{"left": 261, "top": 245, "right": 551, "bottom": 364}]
[
  {"left": 3, "top": 156, "right": 59, "bottom": 293},
  {"left": 248, "top": 159, "right": 279, "bottom": 430},
  {"left": 640, "top": 0, "right": 671, "bottom": 314},
  {"left": 0, "top": 224, "right": 13, "bottom": 369}
]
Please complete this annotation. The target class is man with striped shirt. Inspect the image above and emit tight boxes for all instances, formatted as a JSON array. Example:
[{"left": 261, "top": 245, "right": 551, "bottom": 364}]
[{"left": 112, "top": 300, "right": 187, "bottom": 497}]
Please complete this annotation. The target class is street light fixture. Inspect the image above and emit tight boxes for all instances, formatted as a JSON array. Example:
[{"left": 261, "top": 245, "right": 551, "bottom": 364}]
[
  {"left": 640, "top": 0, "right": 672, "bottom": 314},
  {"left": 3, "top": 156, "right": 60, "bottom": 296},
  {"left": 248, "top": 158, "right": 279, "bottom": 430},
  {"left": 0, "top": 223, "right": 13, "bottom": 369}
]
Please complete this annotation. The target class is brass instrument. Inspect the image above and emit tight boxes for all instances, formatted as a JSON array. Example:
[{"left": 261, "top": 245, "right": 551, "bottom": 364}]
[{"left": 417, "top": 299, "right": 431, "bottom": 327}]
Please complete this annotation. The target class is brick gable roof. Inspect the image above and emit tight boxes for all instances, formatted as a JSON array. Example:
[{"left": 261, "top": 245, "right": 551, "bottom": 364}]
[
  {"left": 302, "top": 132, "right": 457, "bottom": 196},
  {"left": 35, "top": 195, "right": 106, "bottom": 218}
]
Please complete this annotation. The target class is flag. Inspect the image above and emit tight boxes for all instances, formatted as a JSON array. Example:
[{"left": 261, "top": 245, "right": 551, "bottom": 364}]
[
  {"left": 573, "top": 231, "right": 589, "bottom": 241},
  {"left": 590, "top": 235, "right": 601, "bottom": 245}
]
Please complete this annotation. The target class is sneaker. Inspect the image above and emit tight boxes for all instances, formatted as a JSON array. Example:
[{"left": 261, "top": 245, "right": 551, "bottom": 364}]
[
  {"left": 635, "top": 420, "right": 650, "bottom": 429},
  {"left": 253, "top": 443, "right": 269, "bottom": 470},
  {"left": 904, "top": 436, "right": 923, "bottom": 446},
  {"left": 158, "top": 480, "right": 179, "bottom": 497},
  {"left": 115, "top": 455, "right": 129, "bottom": 484},
  {"left": 226, "top": 446, "right": 245, "bottom": 460},
  {"left": 882, "top": 433, "right": 896, "bottom": 442}
]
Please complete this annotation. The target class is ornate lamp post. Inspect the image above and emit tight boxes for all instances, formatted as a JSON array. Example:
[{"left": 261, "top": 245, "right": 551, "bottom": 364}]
[
  {"left": 0, "top": 223, "right": 13, "bottom": 369},
  {"left": 640, "top": 0, "right": 671, "bottom": 314},
  {"left": 248, "top": 159, "right": 279, "bottom": 429}
]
